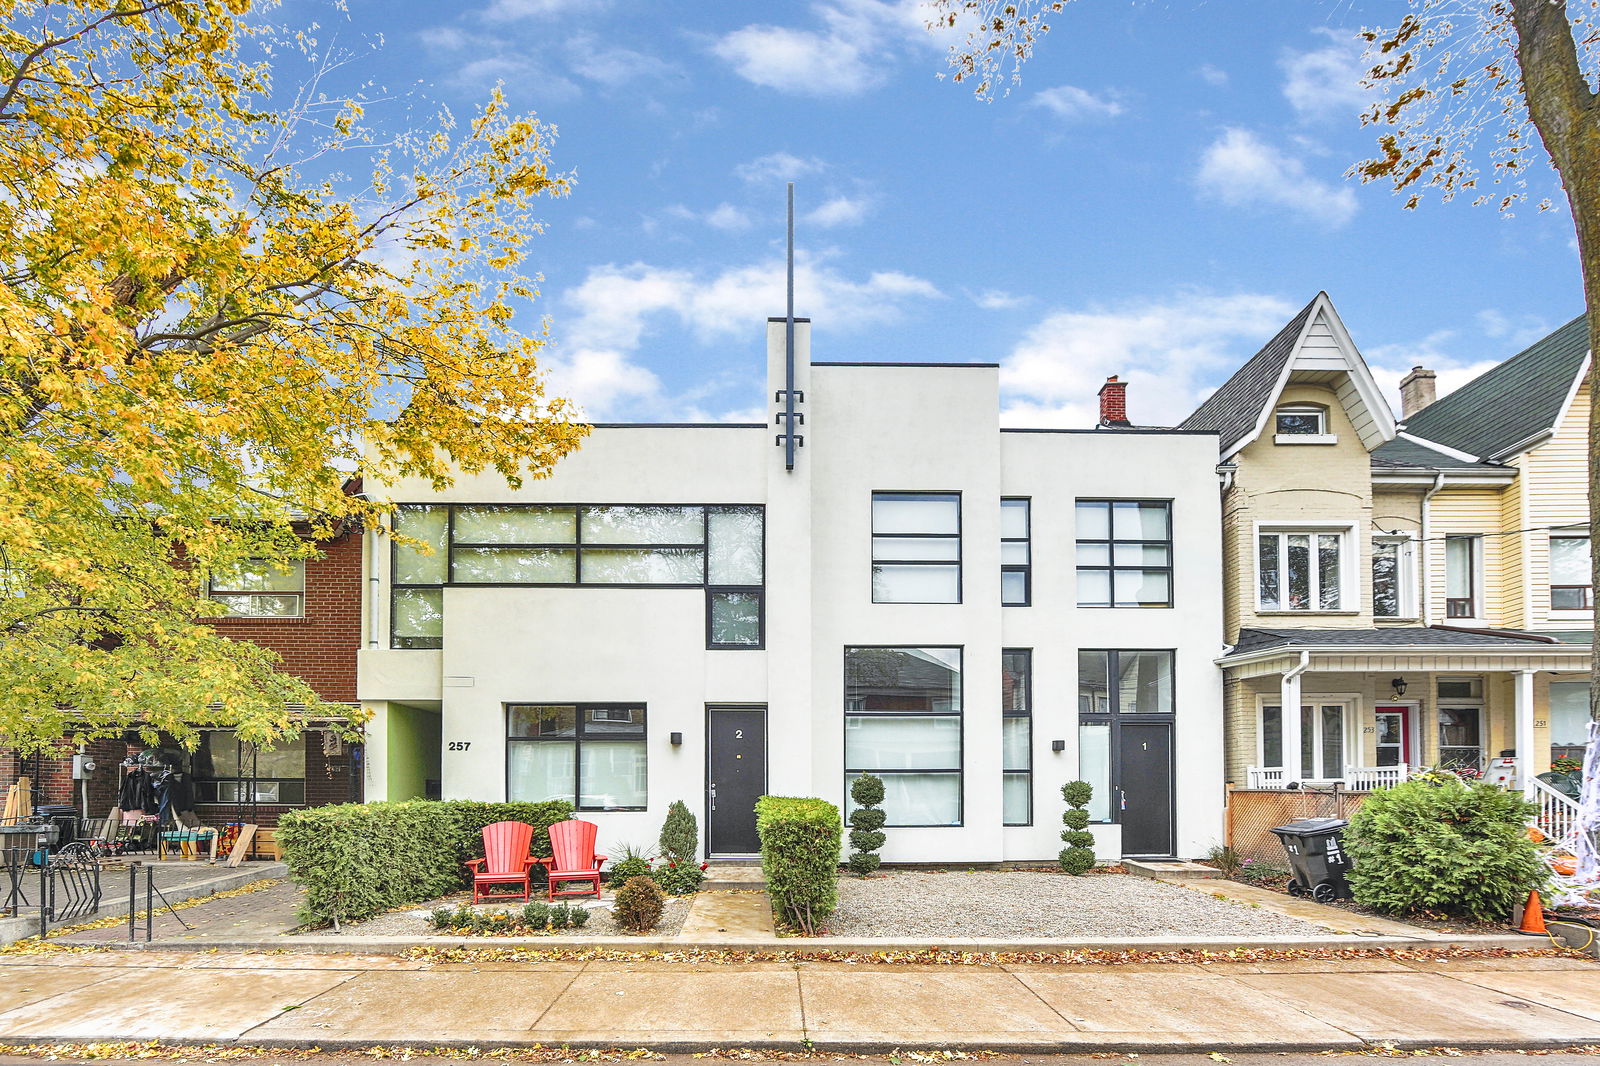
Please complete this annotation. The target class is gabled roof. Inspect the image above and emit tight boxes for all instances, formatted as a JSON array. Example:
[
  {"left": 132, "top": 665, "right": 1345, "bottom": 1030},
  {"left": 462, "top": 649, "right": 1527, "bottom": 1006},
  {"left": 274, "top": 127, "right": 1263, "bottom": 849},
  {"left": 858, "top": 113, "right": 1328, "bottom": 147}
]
[
  {"left": 1401, "top": 315, "right": 1589, "bottom": 461},
  {"left": 1179, "top": 293, "right": 1396, "bottom": 459}
]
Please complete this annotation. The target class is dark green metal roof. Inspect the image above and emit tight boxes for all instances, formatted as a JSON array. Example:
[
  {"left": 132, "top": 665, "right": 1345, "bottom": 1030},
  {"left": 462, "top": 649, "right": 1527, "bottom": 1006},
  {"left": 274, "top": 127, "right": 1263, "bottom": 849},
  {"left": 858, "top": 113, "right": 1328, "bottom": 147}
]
[
  {"left": 1369, "top": 437, "right": 1507, "bottom": 472},
  {"left": 1402, "top": 315, "right": 1589, "bottom": 460}
]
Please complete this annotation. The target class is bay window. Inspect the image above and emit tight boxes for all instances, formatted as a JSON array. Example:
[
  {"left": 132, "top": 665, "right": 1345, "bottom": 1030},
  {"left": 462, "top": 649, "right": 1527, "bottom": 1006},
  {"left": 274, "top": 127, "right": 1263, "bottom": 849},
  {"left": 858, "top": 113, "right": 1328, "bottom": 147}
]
[
  {"left": 845, "top": 647, "right": 962, "bottom": 826},
  {"left": 871, "top": 493, "right": 961, "bottom": 604},
  {"left": 1258, "top": 528, "right": 1345, "bottom": 611},
  {"left": 1550, "top": 534, "right": 1592, "bottom": 611},
  {"left": 507, "top": 704, "right": 647, "bottom": 810}
]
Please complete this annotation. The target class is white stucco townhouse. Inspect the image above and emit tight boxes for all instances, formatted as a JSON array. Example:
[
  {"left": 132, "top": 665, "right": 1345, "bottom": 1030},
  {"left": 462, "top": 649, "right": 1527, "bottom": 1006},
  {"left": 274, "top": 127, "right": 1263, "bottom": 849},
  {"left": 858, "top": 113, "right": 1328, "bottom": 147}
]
[{"left": 355, "top": 317, "right": 1226, "bottom": 863}]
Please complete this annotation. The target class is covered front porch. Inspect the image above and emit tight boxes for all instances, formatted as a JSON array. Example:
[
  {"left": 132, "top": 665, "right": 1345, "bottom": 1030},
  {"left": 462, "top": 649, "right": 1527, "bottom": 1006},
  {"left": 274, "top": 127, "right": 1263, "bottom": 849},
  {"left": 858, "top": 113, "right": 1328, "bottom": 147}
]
[{"left": 1222, "top": 628, "right": 1591, "bottom": 795}]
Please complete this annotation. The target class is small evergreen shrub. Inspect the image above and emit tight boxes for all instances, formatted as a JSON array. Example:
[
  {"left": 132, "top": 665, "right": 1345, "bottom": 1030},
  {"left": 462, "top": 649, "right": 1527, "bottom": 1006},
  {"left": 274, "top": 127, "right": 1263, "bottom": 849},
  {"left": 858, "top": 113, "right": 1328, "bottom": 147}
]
[
  {"left": 659, "top": 800, "right": 699, "bottom": 863},
  {"left": 613, "top": 875, "right": 666, "bottom": 933},
  {"left": 846, "top": 774, "right": 887, "bottom": 876},
  {"left": 522, "top": 901, "right": 550, "bottom": 928},
  {"left": 567, "top": 904, "right": 591, "bottom": 928},
  {"left": 1059, "top": 781, "right": 1096, "bottom": 875},
  {"left": 756, "top": 795, "right": 841, "bottom": 935},
  {"left": 1345, "top": 771, "right": 1546, "bottom": 921}
]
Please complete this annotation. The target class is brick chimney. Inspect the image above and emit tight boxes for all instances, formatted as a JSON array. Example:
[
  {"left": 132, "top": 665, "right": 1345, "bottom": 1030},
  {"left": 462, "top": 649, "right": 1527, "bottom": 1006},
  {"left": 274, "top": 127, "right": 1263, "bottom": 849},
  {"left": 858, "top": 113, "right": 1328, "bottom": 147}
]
[
  {"left": 1098, "top": 375, "right": 1130, "bottom": 427},
  {"left": 1399, "top": 366, "right": 1437, "bottom": 419}
]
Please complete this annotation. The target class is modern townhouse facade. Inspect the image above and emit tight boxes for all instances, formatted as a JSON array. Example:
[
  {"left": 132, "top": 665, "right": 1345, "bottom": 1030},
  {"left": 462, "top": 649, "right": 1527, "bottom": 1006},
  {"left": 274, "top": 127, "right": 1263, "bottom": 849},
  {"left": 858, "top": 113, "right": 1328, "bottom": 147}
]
[
  {"left": 1181, "top": 294, "right": 1593, "bottom": 839},
  {"left": 357, "top": 319, "right": 1227, "bottom": 863}
]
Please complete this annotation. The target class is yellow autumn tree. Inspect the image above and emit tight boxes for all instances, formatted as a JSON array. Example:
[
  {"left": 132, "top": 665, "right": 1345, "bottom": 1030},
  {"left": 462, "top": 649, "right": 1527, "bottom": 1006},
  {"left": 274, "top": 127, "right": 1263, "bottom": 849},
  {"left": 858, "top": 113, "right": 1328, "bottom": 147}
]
[{"left": 0, "top": 0, "right": 588, "bottom": 753}]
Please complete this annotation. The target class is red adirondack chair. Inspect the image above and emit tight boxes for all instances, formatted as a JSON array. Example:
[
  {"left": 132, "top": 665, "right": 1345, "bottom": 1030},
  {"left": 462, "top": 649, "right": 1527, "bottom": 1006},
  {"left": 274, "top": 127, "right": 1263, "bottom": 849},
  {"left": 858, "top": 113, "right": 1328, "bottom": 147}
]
[
  {"left": 465, "top": 820, "right": 539, "bottom": 903},
  {"left": 538, "top": 818, "right": 606, "bottom": 901}
]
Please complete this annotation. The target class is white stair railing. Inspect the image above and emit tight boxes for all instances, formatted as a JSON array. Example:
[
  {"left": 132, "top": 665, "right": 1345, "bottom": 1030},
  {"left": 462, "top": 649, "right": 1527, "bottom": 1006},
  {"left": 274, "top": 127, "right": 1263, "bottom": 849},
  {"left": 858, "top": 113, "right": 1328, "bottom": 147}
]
[{"left": 1245, "top": 765, "right": 1286, "bottom": 789}]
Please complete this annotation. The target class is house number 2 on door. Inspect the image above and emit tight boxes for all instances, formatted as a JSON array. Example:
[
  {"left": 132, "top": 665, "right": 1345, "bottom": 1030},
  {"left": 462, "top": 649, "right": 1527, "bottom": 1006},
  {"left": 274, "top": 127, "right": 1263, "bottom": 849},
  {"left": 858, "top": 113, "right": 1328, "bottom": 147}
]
[{"left": 734, "top": 730, "right": 743, "bottom": 739}]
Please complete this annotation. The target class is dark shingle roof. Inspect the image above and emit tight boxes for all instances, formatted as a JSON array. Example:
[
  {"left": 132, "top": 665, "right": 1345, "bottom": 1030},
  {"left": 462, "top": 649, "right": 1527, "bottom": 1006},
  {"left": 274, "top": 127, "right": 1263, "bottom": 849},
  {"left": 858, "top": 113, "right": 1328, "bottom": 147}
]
[
  {"left": 1231, "top": 627, "right": 1559, "bottom": 655},
  {"left": 1178, "top": 296, "right": 1318, "bottom": 453},
  {"left": 1401, "top": 315, "right": 1589, "bottom": 459},
  {"left": 1368, "top": 438, "right": 1508, "bottom": 472},
  {"left": 1541, "top": 629, "right": 1595, "bottom": 646}
]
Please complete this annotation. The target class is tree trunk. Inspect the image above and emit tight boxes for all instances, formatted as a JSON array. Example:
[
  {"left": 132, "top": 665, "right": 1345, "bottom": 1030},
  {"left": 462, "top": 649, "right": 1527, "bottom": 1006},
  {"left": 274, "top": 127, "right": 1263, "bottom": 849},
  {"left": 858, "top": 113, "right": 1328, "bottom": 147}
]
[{"left": 1509, "top": 0, "right": 1600, "bottom": 726}]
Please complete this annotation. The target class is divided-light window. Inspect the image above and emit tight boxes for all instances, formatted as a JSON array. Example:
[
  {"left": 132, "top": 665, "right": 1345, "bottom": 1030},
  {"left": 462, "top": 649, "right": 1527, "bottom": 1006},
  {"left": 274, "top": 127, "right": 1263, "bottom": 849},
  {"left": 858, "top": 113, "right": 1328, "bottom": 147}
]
[
  {"left": 1076, "top": 500, "right": 1172, "bottom": 607},
  {"left": 1001, "top": 499, "right": 1031, "bottom": 606},
  {"left": 871, "top": 493, "right": 961, "bottom": 604},
  {"left": 389, "top": 504, "right": 763, "bottom": 650},
  {"left": 845, "top": 647, "right": 963, "bottom": 826},
  {"left": 506, "top": 704, "right": 647, "bottom": 810},
  {"left": 208, "top": 560, "right": 305, "bottom": 618},
  {"left": 1550, "top": 534, "right": 1592, "bottom": 611},
  {"left": 1258, "top": 529, "right": 1343, "bottom": 611}
]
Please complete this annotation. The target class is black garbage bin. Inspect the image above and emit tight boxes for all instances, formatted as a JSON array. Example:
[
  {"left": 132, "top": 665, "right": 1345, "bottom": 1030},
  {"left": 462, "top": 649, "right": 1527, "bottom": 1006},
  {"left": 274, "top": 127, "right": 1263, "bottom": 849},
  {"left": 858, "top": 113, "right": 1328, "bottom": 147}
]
[{"left": 1270, "top": 816, "right": 1353, "bottom": 903}]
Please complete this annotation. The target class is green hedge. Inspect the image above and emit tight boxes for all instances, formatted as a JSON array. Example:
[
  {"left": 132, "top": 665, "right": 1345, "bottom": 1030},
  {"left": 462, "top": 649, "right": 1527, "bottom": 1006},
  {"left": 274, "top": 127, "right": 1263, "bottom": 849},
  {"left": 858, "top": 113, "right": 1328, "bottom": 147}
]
[
  {"left": 756, "top": 795, "right": 841, "bottom": 935},
  {"left": 278, "top": 799, "right": 574, "bottom": 927}
]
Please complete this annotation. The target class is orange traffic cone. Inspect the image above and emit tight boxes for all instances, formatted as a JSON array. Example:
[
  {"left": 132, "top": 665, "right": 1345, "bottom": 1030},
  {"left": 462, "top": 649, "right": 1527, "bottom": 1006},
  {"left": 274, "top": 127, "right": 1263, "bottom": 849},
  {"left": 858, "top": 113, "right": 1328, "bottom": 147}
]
[{"left": 1517, "top": 890, "right": 1548, "bottom": 935}]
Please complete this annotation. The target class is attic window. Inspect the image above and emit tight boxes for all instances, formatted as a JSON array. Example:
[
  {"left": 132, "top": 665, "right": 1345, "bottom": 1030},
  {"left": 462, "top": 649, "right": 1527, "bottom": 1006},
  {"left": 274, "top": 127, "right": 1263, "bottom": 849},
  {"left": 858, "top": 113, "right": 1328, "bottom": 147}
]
[{"left": 1273, "top": 404, "right": 1335, "bottom": 444}]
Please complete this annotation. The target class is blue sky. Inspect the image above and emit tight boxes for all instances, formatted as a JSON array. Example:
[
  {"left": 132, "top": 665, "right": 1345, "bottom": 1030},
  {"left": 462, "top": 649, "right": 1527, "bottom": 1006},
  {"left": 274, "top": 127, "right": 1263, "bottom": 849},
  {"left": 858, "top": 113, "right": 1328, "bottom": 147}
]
[{"left": 312, "top": 0, "right": 1581, "bottom": 427}]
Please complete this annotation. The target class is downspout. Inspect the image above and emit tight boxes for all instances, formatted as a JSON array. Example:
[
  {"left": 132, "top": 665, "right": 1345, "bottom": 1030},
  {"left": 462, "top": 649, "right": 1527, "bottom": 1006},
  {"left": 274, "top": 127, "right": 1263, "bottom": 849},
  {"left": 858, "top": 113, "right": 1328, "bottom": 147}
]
[
  {"left": 1280, "top": 650, "right": 1311, "bottom": 785},
  {"left": 366, "top": 525, "right": 380, "bottom": 649},
  {"left": 1419, "top": 471, "right": 1446, "bottom": 626}
]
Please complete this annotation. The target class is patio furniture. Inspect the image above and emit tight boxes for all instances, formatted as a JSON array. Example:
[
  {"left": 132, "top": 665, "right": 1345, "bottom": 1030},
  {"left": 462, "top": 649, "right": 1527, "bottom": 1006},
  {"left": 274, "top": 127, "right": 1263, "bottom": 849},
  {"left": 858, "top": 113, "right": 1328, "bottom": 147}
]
[
  {"left": 538, "top": 818, "right": 605, "bottom": 901},
  {"left": 466, "top": 820, "right": 539, "bottom": 903}
]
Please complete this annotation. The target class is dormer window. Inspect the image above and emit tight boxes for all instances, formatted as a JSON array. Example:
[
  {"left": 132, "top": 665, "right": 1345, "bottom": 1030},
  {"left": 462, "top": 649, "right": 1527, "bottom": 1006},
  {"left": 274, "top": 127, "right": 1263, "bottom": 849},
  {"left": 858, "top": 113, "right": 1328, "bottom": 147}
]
[{"left": 1273, "top": 404, "right": 1335, "bottom": 444}]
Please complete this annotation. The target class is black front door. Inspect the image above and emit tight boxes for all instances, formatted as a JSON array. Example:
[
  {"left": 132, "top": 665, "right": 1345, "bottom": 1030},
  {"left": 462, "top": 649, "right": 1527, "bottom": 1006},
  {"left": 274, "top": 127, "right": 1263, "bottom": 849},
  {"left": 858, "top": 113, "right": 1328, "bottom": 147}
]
[
  {"left": 1117, "top": 720, "right": 1174, "bottom": 857},
  {"left": 706, "top": 706, "right": 767, "bottom": 856}
]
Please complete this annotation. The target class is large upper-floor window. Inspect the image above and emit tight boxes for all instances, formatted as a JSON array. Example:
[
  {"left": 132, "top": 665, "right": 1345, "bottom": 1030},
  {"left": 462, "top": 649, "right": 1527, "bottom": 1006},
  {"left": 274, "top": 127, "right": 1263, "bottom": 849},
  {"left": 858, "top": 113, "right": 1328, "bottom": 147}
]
[
  {"left": 192, "top": 729, "right": 307, "bottom": 805},
  {"left": 390, "top": 504, "right": 763, "bottom": 650},
  {"left": 1002, "top": 650, "right": 1032, "bottom": 826},
  {"left": 506, "top": 704, "right": 647, "bottom": 811},
  {"left": 1550, "top": 534, "right": 1592, "bottom": 611},
  {"left": 1076, "top": 500, "right": 1172, "bottom": 607},
  {"left": 1444, "top": 535, "right": 1481, "bottom": 619},
  {"left": 871, "top": 493, "right": 961, "bottom": 604},
  {"left": 1258, "top": 528, "right": 1344, "bottom": 611},
  {"left": 1001, "top": 498, "right": 1031, "bottom": 606},
  {"left": 208, "top": 560, "right": 305, "bottom": 618},
  {"left": 1372, "top": 536, "right": 1416, "bottom": 618},
  {"left": 844, "top": 646, "right": 962, "bottom": 826}
]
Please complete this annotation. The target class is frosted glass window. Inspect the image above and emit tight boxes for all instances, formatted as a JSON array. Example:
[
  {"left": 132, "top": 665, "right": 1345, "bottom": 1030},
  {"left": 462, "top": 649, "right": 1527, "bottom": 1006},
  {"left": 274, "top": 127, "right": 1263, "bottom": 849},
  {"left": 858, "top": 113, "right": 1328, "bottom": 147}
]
[
  {"left": 507, "top": 704, "right": 647, "bottom": 810},
  {"left": 391, "top": 588, "right": 442, "bottom": 648},
  {"left": 1001, "top": 498, "right": 1030, "bottom": 606},
  {"left": 1001, "top": 498, "right": 1029, "bottom": 539},
  {"left": 1001, "top": 542, "right": 1030, "bottom": 565},
  {"left": 1550, "top": 682, "right": 1592, "bottom": 747},
  {"left": 452, "top": 547, "right": 576, "bottom": 584},
  {"left": 1112, "top": 501, "right": 1170, "bottom": 540},
  {"left": 1002, "top": 649, "right": 1031, "bottom": 824},
  {"left": 1078, "top": 723, "right": 1112, "bottom": 822},
  {"left": 872, "top": 563, "right": 959, "bottom": 603},
  {"left": 872, "top": 494, "right": 959, "bottom": 535},
  {"left": 850, "top": 772, "right": 960, "bottom": 826},
  {"left": 579, "top": 741, "right": 648, "bottom": 809},
  {"left": 508, "top": 741, "right": 575, "bottom": 804},
  {"left": 708, "top": 590, "right": 761, "bottom": 646},
  {"left": 845, "top": 716, "right": 962, "bottom": 769},
  {"left": 872, "top": 537, "right": 960, "bottom": 562},
  {"left": 1002, "top": 717, "right": 1030, "bottom": 771},
  {"left": 707, "top": 507, "right": 763, "bottom": 585},
  {"left": 1001, "top": 571, "right": 1028, "bottom": 605},
  {"left": 581, "top": 548, "right": 703, "bottom": 584},
  {"left": 1075, "top": 501, "right": 1111, "bottom": 539},
  {"left": 454, "top": 505, "right": 576, "bottom": 544},
  {"left": 393, "top": 506, "right": 448, "bottom": 584},
  {"left": 582, "top": 506, "right": 704, "bottom": 544},
  {"left": 1078, "top": 499, "right": 1173, "bottom": 607},
  {"left": 1003, "top": 774, "right": 1030, "bottom": 826}
]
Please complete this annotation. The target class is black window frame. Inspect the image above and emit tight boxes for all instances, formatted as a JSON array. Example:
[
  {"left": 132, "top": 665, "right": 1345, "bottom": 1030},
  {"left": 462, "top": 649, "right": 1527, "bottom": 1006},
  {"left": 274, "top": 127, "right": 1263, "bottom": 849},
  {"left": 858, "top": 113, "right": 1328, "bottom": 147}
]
[
  {"left": 505, "top": 702, "right": 649, "bottom": 812},
  {"left": 1076, "top": 649, "right": 1176, "bottom": 825},
  {"left": 1001, "top": 498, "right": 1031, "bottom": 607},
  {"left": 1075, "top": 499, "right": 1174, "bottom": 608},
  {"left": 191, "top": 728, "right": 309, "bottom": 806},
  {"left": 389, "top": 503, "right": 766, "bottom": 651},
  {"left": 843, "top": 645, "right": 964, "bottom": 828},
  {"left": 1002, "top": 649, "right": 1032, "bottom": 826},
  {"left": 870, "top": 492, "right": 962, "bottom": 605}
]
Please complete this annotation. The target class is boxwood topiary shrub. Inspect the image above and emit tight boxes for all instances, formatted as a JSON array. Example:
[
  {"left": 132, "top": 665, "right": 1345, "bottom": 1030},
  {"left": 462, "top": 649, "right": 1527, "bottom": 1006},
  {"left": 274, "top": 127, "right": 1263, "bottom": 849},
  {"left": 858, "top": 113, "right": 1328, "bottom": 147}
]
[
  {"left": 277, "top": 798, "right": 574, "bottom": 928},
  {"left": 1344, "top": 771, "right": 1546, "bottom": 922},
  {"left": 846, "top": 774, "right": 886, "bottom": 876},
  {"left": 756, "top": 795, "right": 841, "bottom": 935},
  {"left": 1059, "top": 780, "right": 1096, "bottom": 875},
  {"left": 613, "top": 875, "right": 666, "bottom": 933}
]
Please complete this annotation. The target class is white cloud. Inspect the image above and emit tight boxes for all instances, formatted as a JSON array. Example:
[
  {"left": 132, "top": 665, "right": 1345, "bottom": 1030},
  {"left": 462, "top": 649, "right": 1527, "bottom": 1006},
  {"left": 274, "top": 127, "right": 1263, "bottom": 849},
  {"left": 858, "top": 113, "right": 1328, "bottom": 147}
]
[
  {"left": 998, "top": 292, "right": 1299, "bottom": 428},
  {"left": 1031, "top": 85, "right": 1125, "bottom": 121},
  {"left": 417, "top": 25, "right": 582, "bottom": 99},
  {"left": 483, "top": 0, "right": 590, "bottom": 21},
  {"left": 1475, "top": 308, "right": 1553, "bottom": 349},
  {"left": 1280, "top": 28, "right": 1370, "bottom": 121},
  {"left": 974, "top": 289, "right": 1026, "bottom": 310},
  {"left": 566, "top": 37, "right": 678, "bottom": 87},
  {"left": 546, "top": 255, "right": 943, "bottom": 419},
  {"left": 735, "top": 152, "right": 828, "bottom": 184},
  {"left": 1197, "top": 64, "right": 1229, "bottom": 87},
  {"left": 705, "top": 203, "right": 754, "bottom": 231},
  {"left": 1365, "top": 329, "right": 1499, "bottom": 418},
  {"left": 806, "top": 196, "right": 870, "bottom": 227},
  {"left": 1196, "top": 127, "right": 1358, "bottom": 227},
  {"left": 712, "top": 0, "right": 940, "bottom": 97}
]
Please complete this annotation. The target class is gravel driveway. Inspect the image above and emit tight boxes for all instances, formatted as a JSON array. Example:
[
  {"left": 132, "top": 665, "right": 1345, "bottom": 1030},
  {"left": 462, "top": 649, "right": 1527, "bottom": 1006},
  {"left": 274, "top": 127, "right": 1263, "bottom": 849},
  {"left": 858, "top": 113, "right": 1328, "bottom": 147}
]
[{"left": 828, "top": 871, "right": 1331, "bottom": 938}]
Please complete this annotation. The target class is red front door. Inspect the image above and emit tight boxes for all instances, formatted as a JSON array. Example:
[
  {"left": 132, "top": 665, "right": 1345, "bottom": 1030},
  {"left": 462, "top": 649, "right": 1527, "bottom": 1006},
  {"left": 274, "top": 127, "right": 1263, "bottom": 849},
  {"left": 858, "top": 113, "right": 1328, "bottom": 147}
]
[{"left": 1374, "top": 706, "right": 1411, "bottom": 766}]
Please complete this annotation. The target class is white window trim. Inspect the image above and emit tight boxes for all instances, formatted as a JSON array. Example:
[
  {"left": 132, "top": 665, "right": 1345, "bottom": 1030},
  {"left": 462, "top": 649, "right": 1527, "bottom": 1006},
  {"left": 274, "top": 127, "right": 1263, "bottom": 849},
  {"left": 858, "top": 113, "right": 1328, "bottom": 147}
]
[
  {"left": 1547, "top": 532, "right": 1593, "bottom": 617},
  {"left": 1273, "top": 404, "right": 1337, "bottom": 445},
  {"left": 1435, "top": 700, "right": 1486, "bottom": 772},
  {"left": 1255, "top": 694, "right": 1358, "bottom": 780},
  {"left": 207, "top": 559, "right": 306, "bottom": 619},
  {"left": 1372, "top": 533, "right": 1418, "bottom": 620},
  {"left": 1442, "top": 534, "right": 1485, "bottom": 624},
  {"left": 1253, "top": 521, "right": 1358, "bottom": 613}
]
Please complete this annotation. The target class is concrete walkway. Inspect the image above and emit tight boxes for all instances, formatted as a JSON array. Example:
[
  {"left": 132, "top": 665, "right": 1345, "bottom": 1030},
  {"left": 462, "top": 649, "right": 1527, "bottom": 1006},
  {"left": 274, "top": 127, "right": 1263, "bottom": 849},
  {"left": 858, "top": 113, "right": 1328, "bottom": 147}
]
[{"left": 0, "top": 948, "right": 1594, "bottom": 1050}]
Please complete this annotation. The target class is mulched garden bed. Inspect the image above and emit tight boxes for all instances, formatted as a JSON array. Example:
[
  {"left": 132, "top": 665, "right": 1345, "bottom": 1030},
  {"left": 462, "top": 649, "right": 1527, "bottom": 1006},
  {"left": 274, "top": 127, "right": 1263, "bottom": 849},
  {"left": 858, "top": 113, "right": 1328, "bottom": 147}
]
[{"left": 823, "top": 869, "right": 1332, "bottom": 938}]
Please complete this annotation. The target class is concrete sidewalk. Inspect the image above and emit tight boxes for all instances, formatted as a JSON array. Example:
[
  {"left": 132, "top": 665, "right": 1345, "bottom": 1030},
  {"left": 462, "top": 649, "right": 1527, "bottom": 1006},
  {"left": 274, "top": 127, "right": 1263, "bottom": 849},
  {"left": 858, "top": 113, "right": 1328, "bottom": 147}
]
[{"left": 0, "top": 948, "right": 1595, "bottom": 1052}]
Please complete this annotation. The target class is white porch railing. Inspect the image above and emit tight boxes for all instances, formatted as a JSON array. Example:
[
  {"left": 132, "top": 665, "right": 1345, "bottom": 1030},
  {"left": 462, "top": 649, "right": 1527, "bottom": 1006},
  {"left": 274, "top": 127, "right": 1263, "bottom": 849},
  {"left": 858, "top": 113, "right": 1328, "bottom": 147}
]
[
  {"left": 1529, "top": 776, "right": 1580, "bottom": 847},
  {"left": 1344, "top": 764, "right": 1409, "bottom": 790},
  {"left": 1244, "top": 765, "right": 1285, "bottom": 789}
]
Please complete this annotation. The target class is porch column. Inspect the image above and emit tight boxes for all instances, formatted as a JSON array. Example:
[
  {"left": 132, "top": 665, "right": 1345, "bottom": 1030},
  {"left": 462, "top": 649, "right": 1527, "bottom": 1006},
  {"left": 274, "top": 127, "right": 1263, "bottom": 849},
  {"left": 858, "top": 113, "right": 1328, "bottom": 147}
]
[
  {"left": 1515, "top": 669, "right": 1536, "bottom": 796},
  {"left": 1281, "top": 665, "right": 1304, "bottom": 784}
]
